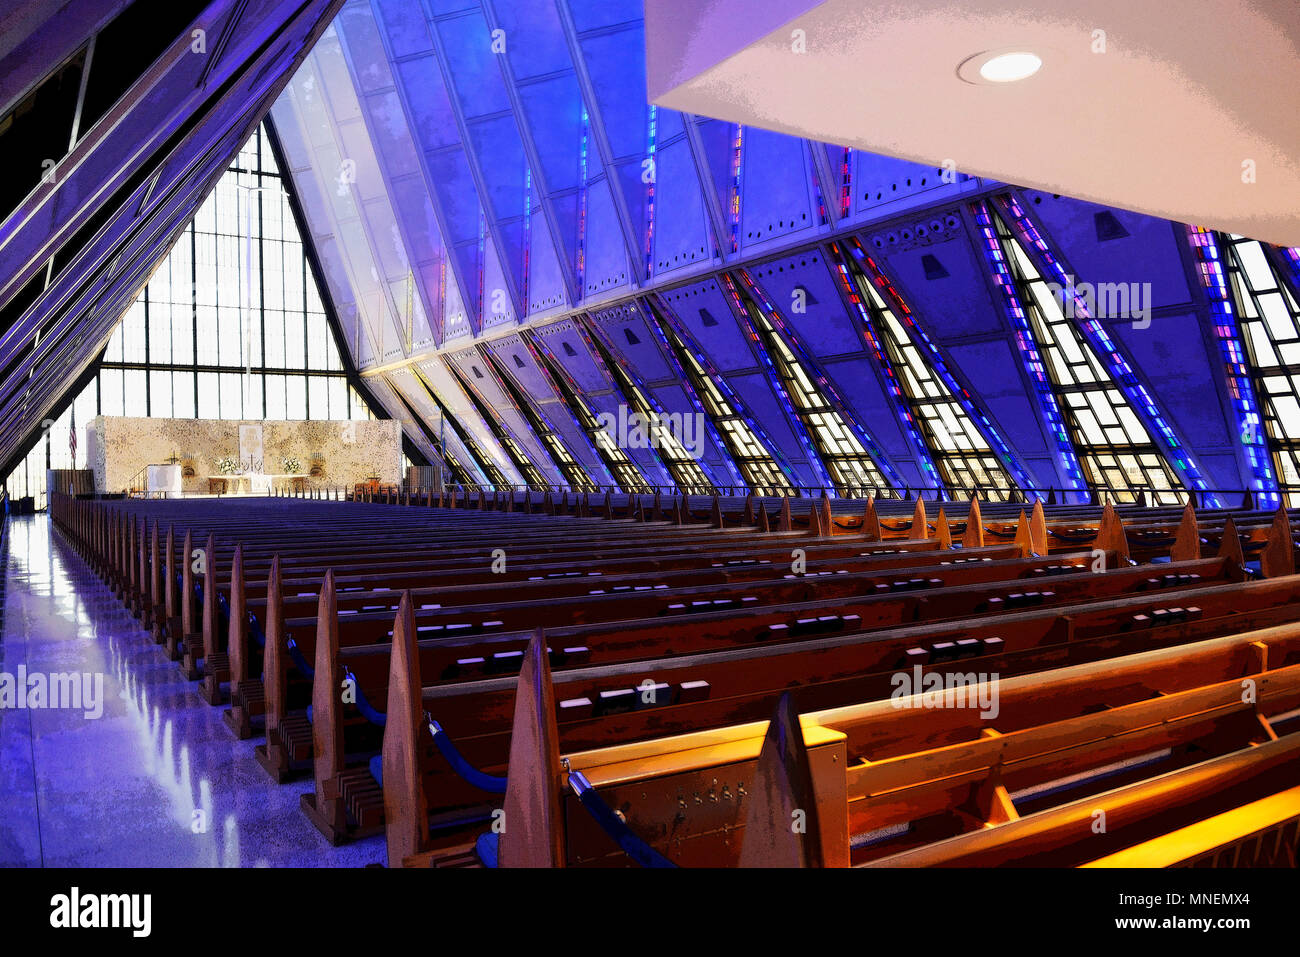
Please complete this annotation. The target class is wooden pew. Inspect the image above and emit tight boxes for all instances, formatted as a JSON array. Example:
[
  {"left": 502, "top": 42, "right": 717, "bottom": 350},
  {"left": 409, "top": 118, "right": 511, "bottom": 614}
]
[
  {"left": 435, "top": 620, "right": 1300, "bottom": 868},
  {"left": 234, "top": 540, "right": 1027, "bottom": 740},
  {"left": 295, "top": 545, "right": 1149, "bottom": 839},
  {"left": 43, "top": 491, "right": 1300, "bottom": 866},
  {"left": 376, "top": 571, "right": 1300, "bottom": 857}
]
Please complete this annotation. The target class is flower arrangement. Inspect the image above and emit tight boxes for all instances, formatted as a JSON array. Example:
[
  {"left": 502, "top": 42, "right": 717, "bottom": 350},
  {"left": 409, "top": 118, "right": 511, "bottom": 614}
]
[
  {"left": 216, "top": 456, "right": 241, "bottom": 475},
  {"left": 282, "top": 456, "right": 302, "bottom": 475}
]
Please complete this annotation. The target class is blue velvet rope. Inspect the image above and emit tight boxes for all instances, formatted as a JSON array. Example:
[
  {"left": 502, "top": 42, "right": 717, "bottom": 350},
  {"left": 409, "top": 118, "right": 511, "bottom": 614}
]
[
  {"left": 247, "top": 611, "right": 266, "bottom": 648},
  {"left": 427, "top": 717, "right": 508, "bottom": 794},
  {"left": 569, "top": 771, "right": 677, "bottom": 868},
  {"left": 345, "top": 667, "right": 387, "bottom": 726},
  {"left": 1047, "top": 529, "right": 1101, "bottom": 544},
  {"left": 211, "top": 590, "right": 231, "bottom": 649},
  {"left": 475, "top": 832, "right": 499, "bottom": 868},
  {"left": 285, "top": 636, "right": 314, "bottom": 677}
]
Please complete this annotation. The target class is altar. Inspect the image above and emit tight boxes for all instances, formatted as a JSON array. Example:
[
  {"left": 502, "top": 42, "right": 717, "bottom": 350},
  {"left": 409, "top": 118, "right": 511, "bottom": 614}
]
[{"left": 207, "top": 473, "right": 302, "bottom": 495}]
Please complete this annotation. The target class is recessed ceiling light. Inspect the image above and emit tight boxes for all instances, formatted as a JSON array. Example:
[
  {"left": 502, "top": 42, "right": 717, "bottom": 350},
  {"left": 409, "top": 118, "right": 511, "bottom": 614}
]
[
  {"left": 958, "top": 48, "right": 1044, "bottom": 85},
  {"left": 981, "top": 52, "right": 1041, "bottom": 82}
]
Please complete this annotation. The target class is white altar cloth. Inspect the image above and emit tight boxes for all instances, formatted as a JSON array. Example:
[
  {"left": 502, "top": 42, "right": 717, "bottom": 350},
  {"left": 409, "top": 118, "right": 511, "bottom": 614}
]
[
  {"left": 146, "top": 464, "right": 182, "bottom": 494},
  {"left": 207, "top": 473, "right": 299, "bottom": 494}
]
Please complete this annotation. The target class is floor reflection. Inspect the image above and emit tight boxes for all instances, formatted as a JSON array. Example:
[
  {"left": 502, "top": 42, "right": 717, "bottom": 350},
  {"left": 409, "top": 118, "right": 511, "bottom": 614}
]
[{"left": 0, "top": 514, "right": 384, "bottom": 867}]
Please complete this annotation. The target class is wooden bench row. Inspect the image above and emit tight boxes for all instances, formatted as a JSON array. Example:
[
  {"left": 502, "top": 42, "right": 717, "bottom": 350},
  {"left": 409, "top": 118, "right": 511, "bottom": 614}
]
[
  {"left": 411, "top": 619, "right": 1300, "bottom": 867},
  {"left": 43, "top": 491, "right": 1300, "bottom": 864}
]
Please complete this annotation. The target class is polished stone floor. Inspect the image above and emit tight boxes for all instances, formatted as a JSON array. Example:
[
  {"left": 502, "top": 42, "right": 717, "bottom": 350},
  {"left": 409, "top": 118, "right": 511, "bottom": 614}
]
[{"left": 0, "top": 514, "right": 384, "bottom": 867}]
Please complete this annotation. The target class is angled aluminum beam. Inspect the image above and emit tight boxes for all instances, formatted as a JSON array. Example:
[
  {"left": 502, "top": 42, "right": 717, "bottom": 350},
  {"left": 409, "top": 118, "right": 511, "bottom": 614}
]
[
  {"left": 0, "top": 1, "right": 116, "bottom": 114},
  {"left": 680, "top": 112, "right": 732, "bottom": 263},
  {"left": 8, "top": 119, "right": 310, "bottom": 452},
  {"left": 806, "top": 139, "right": 843, "bottom": 224},
  {"left": 425, "top": 10, "right": 525, "bottom": 330},
  {"left": 334, "top": 14, "right": 445, "bottom": 350},
  {"left": 0, "top": 111, "right": 252, "bottom": 450},
  {"left": 366, "top": 0, "right": 478, "bottom": 344},
  {"left": 479, "top": 0, "right": 579, "bottom": 312},
  {"left": 0, "top": 26, "right": 190, "bottom": 306},
  {"left": 293, "top": 48, "right": 403, "bottom": 366},
  {"left": 0, "top": 0, "right": 300, "bottom": 314},
  {"left": 67, "top": 36, "right": 96, "bottom": 150},
  {"left": 265, "top": 115, "right": 398, "bottom": 430},
  {"left": 353, "top": 179, "right": 1017, "bottom": 379},
  {"left": 553, "top": 0, "right": 645, "bottom": 287},
  {"left": 0, "top": 345, "right": 107, "bottom": 481},
  {"left": 0, "top": 2, "right": 333, "bottom": 401}
]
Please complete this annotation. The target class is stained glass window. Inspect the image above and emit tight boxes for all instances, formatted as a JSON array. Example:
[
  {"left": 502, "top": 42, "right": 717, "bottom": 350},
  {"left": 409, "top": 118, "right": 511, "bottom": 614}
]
[
  {"left": 645, "top": 298, "right": 792, "bottom": 496},
  {"left": 527, "top": 334, "right": 651, "bottom": 493},
  {"left": 723, "top": 274, "right": 891, "bottom": 495},
  {"left": 832, "top": 242, "right": 1022, "bottom": 501},
  {"left": 1220, "top": 233, "right": 1300, "bottom": 500},
  {"left": 480, "top": 350, "right": 597, "bottom": 490},
  {"left": 446, "top": 360, "right": 548, "bottom": 489},
  {"left": 577, "top": 322, "right": 715, "bottom": 494},
  {"left": 407, "top": 367, "right": 507, "bottom": 488},
  {"left": 984, "top": 204, "right": 1185, "bottom": 504}
]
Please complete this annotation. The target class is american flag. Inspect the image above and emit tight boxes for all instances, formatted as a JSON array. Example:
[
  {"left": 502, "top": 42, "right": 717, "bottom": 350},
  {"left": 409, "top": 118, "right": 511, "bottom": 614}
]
[{"left": 69, "top": 407, "right": 77, "bottom": 465}]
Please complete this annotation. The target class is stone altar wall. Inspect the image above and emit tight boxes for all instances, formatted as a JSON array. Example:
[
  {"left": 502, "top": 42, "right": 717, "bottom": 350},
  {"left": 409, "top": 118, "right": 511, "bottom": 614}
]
[{"left": 85, "top": 417, "right": 402, "bottom": 493}]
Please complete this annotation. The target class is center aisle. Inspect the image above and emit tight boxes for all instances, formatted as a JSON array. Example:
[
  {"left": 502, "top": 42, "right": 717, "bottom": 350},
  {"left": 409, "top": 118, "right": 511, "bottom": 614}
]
[{"left": 0, "top": 515, "right": 383, "bottom": 867}]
